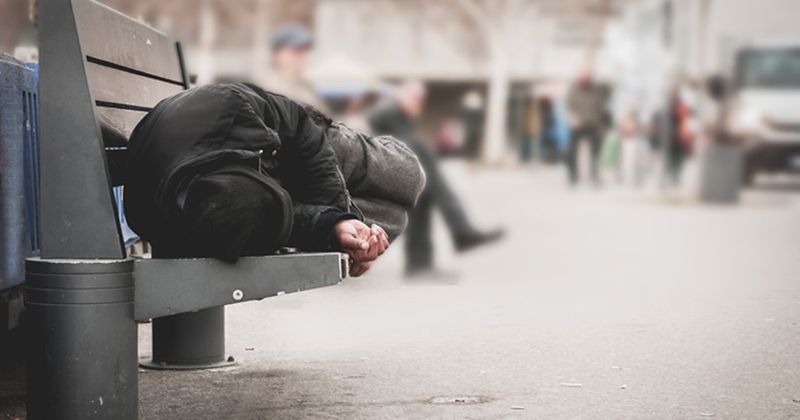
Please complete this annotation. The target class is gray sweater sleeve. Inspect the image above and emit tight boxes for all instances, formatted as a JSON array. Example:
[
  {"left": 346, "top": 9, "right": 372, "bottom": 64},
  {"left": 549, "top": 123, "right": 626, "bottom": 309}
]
[{"left": 326, "top": 123, "right": 426, "bottom": 242}]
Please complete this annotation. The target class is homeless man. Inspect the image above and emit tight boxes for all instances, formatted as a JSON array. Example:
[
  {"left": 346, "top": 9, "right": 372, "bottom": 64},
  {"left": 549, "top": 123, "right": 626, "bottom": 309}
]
[{"left": 124, "top": 83, "right": 425, "bottom": 277}]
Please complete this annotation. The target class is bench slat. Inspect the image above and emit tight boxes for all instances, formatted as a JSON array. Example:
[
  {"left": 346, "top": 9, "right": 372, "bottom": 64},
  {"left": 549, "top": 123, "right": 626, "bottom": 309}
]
[
  {"left": 97, "top": 107, "right": 148, "bottom": 146},
  {"left": 87, "top": 62, "right": 183, "bottom": 111},
  {"left": 98, "top": 108, "right": 148, "bottom": 185},
  {"left": 75, "top": 0, "right": 185, "bottom": 84}
]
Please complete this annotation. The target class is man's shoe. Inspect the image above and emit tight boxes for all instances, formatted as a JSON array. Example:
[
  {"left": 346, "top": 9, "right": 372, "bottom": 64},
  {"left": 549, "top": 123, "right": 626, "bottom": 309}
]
[{"left": 454, "top": 228, "right": 505, "bottom": 252}]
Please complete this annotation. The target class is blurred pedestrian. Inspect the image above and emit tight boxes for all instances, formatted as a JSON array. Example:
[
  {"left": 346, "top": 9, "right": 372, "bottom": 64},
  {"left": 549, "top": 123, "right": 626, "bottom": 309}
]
[
  {"left": 566, "top": 70, "right": 608, "bottom": 185},
  {"left": 520, "top": 89, "right": 539, "bottom": 163},
  {"left": 258, "top": 23, "right": 329, "bottom": 112},
  {"left": 370, "top": 81, "right": 504, "bottom": 278},
  {"left": 461, "top": 90, "right": 484, "bottom": 159},
  {"left": 538, "top": 97, "right": 558, "bottom": 163},
  {"left": 666, "top": 88, "right": 696, "bottom": 185}
]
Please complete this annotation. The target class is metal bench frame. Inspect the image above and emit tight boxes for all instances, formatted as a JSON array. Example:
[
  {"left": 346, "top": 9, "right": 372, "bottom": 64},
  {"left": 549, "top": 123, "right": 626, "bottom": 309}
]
[{"left": 27, "top": 1, "right": 343, "bottom": 418}]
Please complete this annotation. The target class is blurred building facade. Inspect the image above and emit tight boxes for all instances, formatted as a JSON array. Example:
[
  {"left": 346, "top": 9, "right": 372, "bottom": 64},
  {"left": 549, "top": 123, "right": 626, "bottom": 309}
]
[
  {"left": 313, "top": 0, "right": 631, "bottom": 159},
  {"left": 3, "top": 0, "right": 800, "bottom": 160},
  {"left": 601, "top": 0, "right": 800, "bottom": 132}
]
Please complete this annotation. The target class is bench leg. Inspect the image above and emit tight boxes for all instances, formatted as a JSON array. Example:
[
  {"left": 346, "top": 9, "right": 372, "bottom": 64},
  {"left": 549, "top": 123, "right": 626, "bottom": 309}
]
[
  {"left": 140, "top": 306, "right": 235, "bottom": 370},
  {"left": 25, "top": 258, "right": 137, "bottom": 420}
]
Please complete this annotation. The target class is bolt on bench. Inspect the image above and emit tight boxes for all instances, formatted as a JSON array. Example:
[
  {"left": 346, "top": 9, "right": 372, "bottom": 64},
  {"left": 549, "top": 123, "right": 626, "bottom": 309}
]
[{"left": 27, "top": 1, "right": 345, "bottom": 418}]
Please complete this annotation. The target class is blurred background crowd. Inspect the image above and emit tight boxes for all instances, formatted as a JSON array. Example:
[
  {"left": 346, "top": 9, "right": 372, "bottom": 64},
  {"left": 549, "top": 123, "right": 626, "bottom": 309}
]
[{"left": 4, "top": 0, "right": 800, "bottom": 195}]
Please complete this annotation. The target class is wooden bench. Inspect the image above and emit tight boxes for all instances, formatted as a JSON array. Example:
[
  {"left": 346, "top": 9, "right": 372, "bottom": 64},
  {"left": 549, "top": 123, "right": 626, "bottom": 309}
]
[{"left": 26, "top": 1, "right": 344, "bottom": 418}]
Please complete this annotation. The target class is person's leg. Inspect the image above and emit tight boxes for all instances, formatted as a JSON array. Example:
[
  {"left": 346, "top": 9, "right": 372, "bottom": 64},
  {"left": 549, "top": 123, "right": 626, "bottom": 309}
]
[
  {"left": 405, "top": 188, "right": 434, "bottom": 273},
  {"left": 521, "top": 135, "right": 533, "bottom": 162},
  {"left": 589, "top": 126, "right": 602, "bottom": 184},
  {"left": 403, "top": 138, "right": 503, "bottom": 258},
  {"left": 542, "top": 135, "right": 554, "bottom": 163},
  {"left": 567, "top": 127, "right": 583, "bottom": 184},
  {"left": 667, "top": 140, "right": 684, "bottom": 185},
  {"left": 409, "top": 140, "right": 474, "bottom": 239}
]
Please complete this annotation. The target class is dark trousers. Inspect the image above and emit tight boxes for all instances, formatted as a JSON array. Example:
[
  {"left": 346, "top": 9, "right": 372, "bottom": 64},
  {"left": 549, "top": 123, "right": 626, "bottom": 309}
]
[
  {"left": 567, "top": 124, "right": 602, "bottom": 184},
  {"left": 667, "top": 139, "right": 687, "bottom": 184},
  {"left": 404, "top": 140, "right": 472, "bottom": 272}
]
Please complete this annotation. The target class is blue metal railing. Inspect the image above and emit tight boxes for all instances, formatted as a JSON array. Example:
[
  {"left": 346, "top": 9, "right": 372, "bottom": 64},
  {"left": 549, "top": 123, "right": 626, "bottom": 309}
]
[
  {"left": 1, "top": 56, "right": 38, "bottom": 290},
  {"left": 22, "top": 63, "right": 41, "bottom": 253},
  {"left": 2, "top": 57, "right": 141, "bottom": 291}
]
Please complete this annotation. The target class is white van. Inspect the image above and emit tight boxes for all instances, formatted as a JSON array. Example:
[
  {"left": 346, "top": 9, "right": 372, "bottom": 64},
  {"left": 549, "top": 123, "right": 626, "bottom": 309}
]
[{"left": 723, "top": 41, "right": 800, "bottom": 183}]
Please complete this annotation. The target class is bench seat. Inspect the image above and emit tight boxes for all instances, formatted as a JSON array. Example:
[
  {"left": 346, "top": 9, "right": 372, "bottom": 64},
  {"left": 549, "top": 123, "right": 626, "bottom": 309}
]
[{"left": 133, "top": 253, "right": 345, "bottom": 320}]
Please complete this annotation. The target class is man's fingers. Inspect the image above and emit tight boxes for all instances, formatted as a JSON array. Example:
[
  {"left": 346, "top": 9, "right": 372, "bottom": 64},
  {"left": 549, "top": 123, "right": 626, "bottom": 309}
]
[
  {"left": 375, "top": 235, "right": 388, "bottom": 255},
  {"left": 352, "top": 237, "right": 379, "bottom": 263},
  {"left": 349, "top": 262, "right": 365, "bottom": 277},
  {"left": 371, "top": 224, "right": 388, "bottom": 241},
  {"left": 379, "top": 233, "right": 389, "bottom": 252},
  {"left": 339, "top": 233, "right": 368, "bottom": 251},
  {"left": 349, "top": 261, "right": 373, "bottom": 277},
  {"left": 367, "top": 236, "right": 380, "bottom": 259},
  {"left": 341, "top": 223, "right": 390, "bottom": 268},
  {"left": 350, "top": 266, "right": 366, "bottom": 277},
  {"left": 370, "top": 225, "right": 389, "bottom": 254}
]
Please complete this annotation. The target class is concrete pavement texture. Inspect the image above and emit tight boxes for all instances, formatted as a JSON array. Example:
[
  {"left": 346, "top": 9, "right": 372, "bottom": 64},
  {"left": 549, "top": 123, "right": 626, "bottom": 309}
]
[{"left": 135, "top": 163, "right": 800, "bottom": 419}]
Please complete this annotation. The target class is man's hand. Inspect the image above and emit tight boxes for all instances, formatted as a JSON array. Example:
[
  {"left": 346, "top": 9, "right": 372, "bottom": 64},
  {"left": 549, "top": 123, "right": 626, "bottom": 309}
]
[{"left": 334, "top": 219, "right": 389, "bottom": 277}]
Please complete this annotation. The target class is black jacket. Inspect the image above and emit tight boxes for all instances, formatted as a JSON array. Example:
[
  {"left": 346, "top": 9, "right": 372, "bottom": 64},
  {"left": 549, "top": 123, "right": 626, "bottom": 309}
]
[{"left": 124, "top": 83, "right": 355, "bottom": 254}]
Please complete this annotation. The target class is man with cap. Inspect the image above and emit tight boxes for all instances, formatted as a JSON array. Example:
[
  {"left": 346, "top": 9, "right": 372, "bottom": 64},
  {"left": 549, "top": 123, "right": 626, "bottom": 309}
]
[
  {"left": 257, "top": 23, "right": 329, "bottom": 112},
  {"left": 124, "top": 83, "right": 390, "bottom": 276}
]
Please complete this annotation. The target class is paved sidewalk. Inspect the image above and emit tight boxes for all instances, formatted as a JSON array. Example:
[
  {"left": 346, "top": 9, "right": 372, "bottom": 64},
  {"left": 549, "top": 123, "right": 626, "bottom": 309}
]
[{"left": 132, "top": 163, "right": 800, "bottom": 418}]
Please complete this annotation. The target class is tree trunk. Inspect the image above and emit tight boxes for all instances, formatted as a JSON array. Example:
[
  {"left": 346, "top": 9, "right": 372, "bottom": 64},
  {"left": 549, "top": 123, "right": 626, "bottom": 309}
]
[
  {"left": 482, "top": 37, "right": 509, "bottom": 162},
  {"left": 195, "top": 0, "right": 217, "bottom": 85}
]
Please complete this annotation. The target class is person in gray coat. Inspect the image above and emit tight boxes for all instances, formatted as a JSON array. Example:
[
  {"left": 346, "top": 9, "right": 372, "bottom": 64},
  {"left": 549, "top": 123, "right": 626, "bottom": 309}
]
[
  {"left": 301, "top": 103, "right": 426, "bottom": 243},
  {"left": 325, "top": 121, "right": 426, "bottom": 242}
]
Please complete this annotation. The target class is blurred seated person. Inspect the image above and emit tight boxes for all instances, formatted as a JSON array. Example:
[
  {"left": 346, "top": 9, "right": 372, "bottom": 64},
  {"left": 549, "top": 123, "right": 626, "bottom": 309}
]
[{"left": 124, "top": 82, "right": 425, "bottom": 276}]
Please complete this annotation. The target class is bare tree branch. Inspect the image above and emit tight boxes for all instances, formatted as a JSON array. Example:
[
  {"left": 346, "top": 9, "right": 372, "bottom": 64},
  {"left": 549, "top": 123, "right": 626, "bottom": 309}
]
[{"left": 453, "top": 0, "right": 491, "bottom": 35}]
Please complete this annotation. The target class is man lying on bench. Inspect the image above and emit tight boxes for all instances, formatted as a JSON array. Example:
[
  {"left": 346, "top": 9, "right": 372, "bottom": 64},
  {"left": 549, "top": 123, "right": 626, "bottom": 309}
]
[{"left": 124, "top": 83, "right": 425, "bottom": 276}]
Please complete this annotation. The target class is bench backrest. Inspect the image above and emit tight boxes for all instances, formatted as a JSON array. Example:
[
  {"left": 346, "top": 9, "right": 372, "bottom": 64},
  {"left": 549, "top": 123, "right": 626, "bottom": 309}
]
[{"left": 39, "top": 0, "right": 188, "bottom": 259}]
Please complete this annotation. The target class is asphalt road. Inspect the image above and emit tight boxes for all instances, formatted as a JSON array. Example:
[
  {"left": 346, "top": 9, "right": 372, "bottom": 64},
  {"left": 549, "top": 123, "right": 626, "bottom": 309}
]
[{"left": 134, "top": 162, "right": 800, "bottom": 419}]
